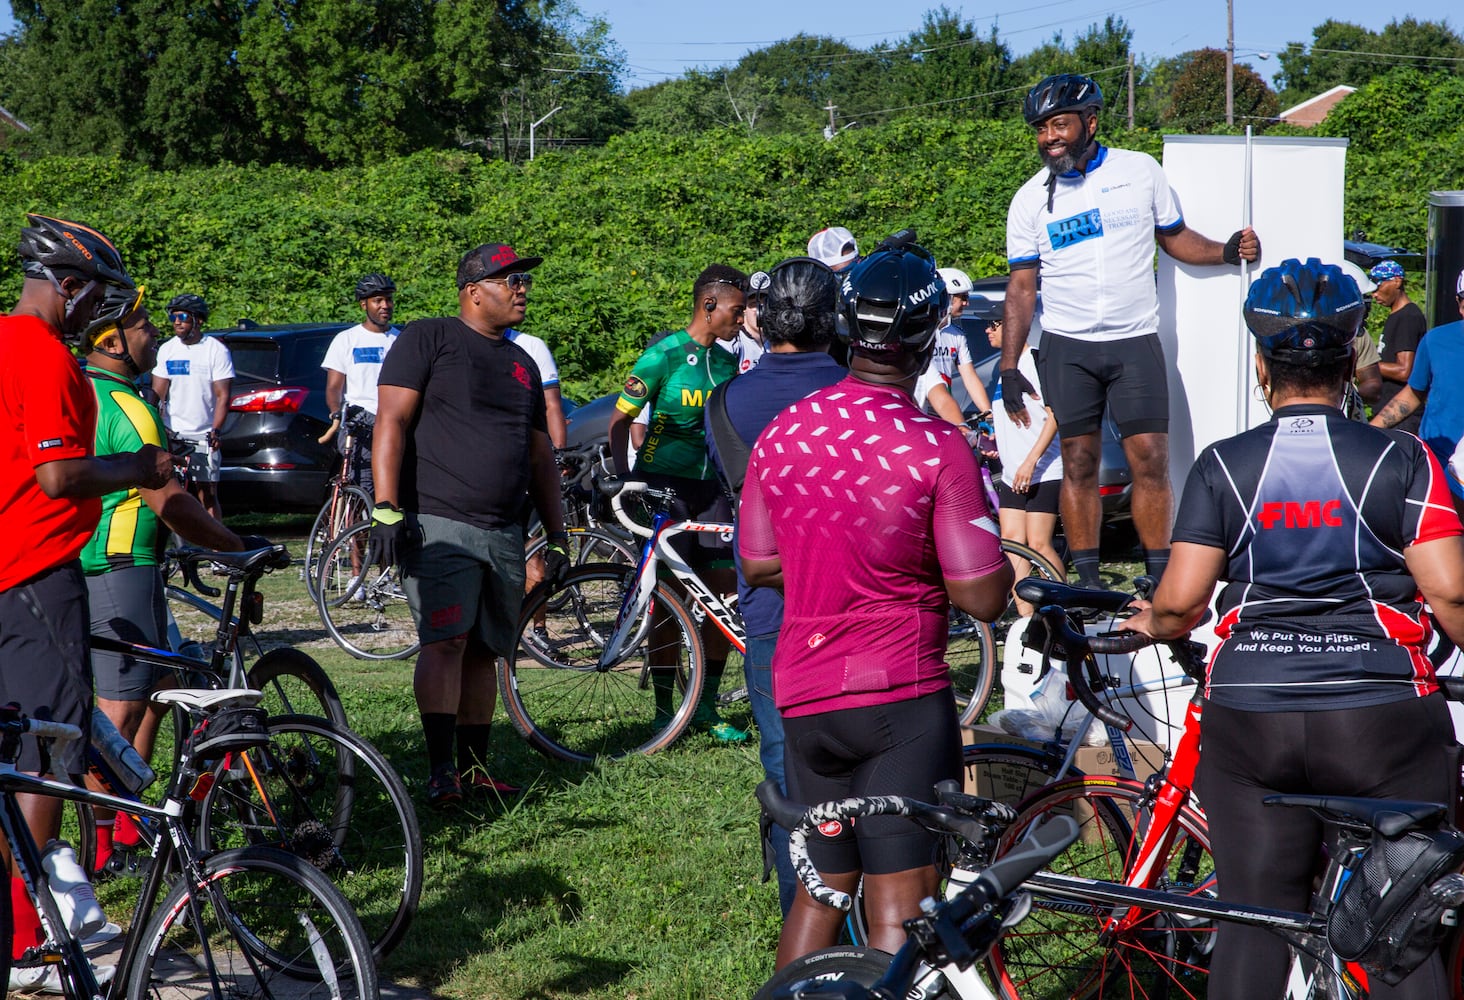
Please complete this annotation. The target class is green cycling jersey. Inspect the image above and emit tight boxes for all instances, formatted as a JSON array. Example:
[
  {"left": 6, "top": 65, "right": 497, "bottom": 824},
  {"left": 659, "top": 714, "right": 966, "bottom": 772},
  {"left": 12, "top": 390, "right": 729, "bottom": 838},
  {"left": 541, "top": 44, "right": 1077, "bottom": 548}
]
[{"left": 615, "top": 329, "right": 737, "bottom": 480}]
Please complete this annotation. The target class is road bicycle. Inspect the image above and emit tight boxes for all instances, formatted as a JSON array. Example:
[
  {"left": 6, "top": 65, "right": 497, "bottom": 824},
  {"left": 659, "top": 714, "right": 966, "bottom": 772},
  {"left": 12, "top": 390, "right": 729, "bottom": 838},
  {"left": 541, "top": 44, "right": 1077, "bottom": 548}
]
[
  {"left": 751, "top": 779, "right": 1081, "bottom": 1000},
  {"left": 984, "top": 578, "right": 1464, "bottom": 1000},
  {"left": 303, "top": 406, "right": 375, "bottom": 602},
  {"left": 88, "top": 544, "right": 422, "bottom": 962},
  {"left": 0, "top": 698, "right": 377, "bottom": 999}
]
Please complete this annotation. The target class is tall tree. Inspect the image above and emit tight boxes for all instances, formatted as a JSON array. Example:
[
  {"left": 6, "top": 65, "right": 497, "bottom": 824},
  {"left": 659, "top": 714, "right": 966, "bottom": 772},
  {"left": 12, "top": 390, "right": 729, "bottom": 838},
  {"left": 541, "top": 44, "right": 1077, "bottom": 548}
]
[
  {"left": 1274, "top": 18, "right": 1464, "bottom": 107},
  {"left": 1164, "top": 48, "right": 1278, "bottom": 130}
]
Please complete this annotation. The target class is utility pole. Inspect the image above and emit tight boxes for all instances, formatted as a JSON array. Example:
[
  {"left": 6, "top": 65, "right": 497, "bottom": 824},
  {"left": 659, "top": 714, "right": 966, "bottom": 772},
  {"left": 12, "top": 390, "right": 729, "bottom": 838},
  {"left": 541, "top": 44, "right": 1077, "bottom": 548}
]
[
  {"left": 1127, "top": 52, "right": 1135, "bottom": 129},
  {"left": 824, "top": 101, "right": 837, "bottom": 140},
  {"left": 1226, "top": 0, "right": 1235, "bottom": 126},
  {"left": 529, "top": 105, "right": 562, "bottom": 161}
]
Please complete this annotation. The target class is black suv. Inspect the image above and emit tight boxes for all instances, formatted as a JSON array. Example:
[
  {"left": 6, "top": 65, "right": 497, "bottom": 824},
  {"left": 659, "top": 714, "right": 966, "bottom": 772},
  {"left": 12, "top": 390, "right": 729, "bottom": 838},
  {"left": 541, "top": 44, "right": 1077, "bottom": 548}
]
[{"left": 212, "top": 322, "right": 349, "bottom": 512}]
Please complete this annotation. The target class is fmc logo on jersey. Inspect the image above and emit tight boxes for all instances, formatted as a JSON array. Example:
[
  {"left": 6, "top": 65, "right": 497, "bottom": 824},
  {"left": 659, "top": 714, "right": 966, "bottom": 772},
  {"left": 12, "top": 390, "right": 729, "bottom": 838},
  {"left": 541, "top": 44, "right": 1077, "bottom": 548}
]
[
  {"left": 1256, "top": 500, "right": 1344, "bottom": 530},
  {"left": 1048, "top": 209, "right": 1105, "bottom": 250}
]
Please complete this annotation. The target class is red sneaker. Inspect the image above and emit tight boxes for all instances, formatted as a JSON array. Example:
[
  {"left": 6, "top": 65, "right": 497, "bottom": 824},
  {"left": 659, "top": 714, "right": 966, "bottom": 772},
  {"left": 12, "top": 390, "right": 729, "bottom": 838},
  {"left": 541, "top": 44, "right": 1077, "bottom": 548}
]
[{"left": 460, "top": 769, "right": 521, "bottom": 798}]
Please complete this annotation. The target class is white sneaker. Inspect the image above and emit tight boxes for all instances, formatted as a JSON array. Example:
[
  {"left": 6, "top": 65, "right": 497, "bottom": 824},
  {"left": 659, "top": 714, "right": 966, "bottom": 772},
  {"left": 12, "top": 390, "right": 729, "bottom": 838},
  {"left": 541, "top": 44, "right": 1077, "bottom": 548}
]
[
  {"left": 347, "top": 574, "right": 366, "bottom": 601},
  {"left": 9, "top": 961, "right": 115, "bottom": 995},
  {"left": 81, "top": 921, "right": 122, "bottom": 946}
]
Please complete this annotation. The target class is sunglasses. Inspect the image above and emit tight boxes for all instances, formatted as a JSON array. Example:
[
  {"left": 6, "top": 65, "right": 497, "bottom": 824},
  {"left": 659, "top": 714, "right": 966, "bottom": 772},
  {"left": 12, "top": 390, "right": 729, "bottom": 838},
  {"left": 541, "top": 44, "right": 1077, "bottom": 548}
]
[
  {"left": 168, "top": 311, "right": 193, "bottom": 323},
  {"left": 479, "top": 273, "right": 533, "bottom": 292}
]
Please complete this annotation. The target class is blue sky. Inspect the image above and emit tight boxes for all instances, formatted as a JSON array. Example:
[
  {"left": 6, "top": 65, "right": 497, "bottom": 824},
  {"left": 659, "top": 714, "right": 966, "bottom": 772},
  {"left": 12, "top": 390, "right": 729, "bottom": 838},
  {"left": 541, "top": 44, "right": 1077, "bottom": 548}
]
[{"left": 2, "top": 1, "right": 1459, "bottom": 93}]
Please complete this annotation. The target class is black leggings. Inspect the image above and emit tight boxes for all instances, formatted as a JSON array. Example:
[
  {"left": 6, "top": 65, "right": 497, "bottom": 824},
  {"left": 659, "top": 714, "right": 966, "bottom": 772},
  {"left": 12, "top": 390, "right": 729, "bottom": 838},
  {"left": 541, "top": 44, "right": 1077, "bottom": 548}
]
[{"left": 1197, "top": 696, "right": 1456, "bottom": 1000}]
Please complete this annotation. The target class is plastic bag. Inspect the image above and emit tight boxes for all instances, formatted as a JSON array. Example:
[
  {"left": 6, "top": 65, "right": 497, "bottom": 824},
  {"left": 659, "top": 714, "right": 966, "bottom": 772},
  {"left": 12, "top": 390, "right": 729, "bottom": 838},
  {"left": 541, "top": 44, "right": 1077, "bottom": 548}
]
[{"left": 989, "top": 662, "right": 1108, "bottom": 747}]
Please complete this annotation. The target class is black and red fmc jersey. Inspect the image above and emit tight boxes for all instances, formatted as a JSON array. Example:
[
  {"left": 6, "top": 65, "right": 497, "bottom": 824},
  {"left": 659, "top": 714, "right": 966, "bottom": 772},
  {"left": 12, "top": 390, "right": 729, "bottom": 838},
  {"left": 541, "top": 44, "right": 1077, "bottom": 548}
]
[{"left": 1172, "top": 404, "right": 1462, "bottom": 712}]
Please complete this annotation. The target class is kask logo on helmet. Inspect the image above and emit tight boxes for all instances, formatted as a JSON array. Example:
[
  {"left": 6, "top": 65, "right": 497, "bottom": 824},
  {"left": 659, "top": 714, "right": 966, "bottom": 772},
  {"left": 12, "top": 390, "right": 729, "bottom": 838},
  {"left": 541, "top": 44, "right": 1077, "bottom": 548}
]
[{"left": 907, "top": 280, "right": 941, "bottom": 307}]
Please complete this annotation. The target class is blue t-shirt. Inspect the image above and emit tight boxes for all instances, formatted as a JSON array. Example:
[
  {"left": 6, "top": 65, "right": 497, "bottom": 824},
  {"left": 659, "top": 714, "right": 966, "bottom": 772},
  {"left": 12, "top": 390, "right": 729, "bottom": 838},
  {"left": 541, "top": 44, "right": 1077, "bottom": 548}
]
[
  {"left": 1408, "top": 319, "right": 1464, "bottom": 492},
  {"left": 705, "top": 351, "right": 846, "bottom": 638}
]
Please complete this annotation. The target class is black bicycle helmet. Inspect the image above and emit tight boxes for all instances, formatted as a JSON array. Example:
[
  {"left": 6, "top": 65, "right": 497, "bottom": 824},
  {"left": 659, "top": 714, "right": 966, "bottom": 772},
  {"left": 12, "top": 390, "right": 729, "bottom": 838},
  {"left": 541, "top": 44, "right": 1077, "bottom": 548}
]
[
  {"left": 1023, "top": 74, "right": 1103, "bottom": 126},
  {"left": 1244, "top": 258, "right": 1363, "bottom": 366},
  {"left": 82, "top": 284, "right": 148, "bottom": 369},
  {"left": 836, "top": 245, "right": 948, "bottom": 356},
  {"left": 166, "top": 293, "right": 210, "bottom": 321},
  {"left": 17, "top": 214, "right": 132, "bottom": 288},
  {"left": 355, "top": 273, "right": 396, "bottom": 300}
]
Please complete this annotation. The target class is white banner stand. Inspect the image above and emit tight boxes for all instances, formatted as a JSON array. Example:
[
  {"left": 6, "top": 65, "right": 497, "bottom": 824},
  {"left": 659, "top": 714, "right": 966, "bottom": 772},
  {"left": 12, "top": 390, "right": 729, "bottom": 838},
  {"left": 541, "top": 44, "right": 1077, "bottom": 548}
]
[{"left": 1158, "top": 135, "right": 1349, "bottom": 502}]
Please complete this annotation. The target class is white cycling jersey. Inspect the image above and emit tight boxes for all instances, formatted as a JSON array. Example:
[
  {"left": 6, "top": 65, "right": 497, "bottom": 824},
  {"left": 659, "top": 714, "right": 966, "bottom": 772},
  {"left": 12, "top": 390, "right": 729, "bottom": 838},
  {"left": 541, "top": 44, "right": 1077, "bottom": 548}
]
[
  {"left": 929, "top": 322, "right": 971, "bottom": 384},
  {"left": 1006, "top": 145, "right": 1183, "bottom": 343}
]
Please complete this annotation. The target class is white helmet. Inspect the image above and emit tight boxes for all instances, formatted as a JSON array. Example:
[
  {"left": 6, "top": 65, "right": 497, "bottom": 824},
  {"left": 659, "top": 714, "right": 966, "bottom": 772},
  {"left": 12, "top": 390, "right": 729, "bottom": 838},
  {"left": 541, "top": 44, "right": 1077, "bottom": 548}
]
[
  {"left": 936, "top": 267, "right": 972, "bottom": 296},
  {"left": 1337, "top": 259, "right": 1376, "bottom": 297}
]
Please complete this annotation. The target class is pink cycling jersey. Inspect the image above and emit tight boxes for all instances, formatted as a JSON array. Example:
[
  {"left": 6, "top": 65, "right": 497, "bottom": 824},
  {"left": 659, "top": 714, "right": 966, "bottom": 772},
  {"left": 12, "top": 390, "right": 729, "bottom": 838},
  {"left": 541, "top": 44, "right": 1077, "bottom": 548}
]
[{"left": 738, "top": 376, "right": 1005, "bottom": 717}]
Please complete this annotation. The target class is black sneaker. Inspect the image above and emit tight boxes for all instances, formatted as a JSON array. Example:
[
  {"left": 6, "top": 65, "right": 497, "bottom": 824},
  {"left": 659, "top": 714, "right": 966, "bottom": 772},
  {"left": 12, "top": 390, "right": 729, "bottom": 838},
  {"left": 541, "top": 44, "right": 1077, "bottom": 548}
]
[{"left": 426, "top": 766, "right": 462, "bottom": 808}]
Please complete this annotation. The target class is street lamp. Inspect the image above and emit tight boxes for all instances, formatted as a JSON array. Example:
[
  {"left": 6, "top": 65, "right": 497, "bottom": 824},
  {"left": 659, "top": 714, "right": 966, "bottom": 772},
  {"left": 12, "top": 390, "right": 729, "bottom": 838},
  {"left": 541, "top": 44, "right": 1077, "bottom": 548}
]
[{"left": 529, "top": 106, "right": 562, "bottom": 161}]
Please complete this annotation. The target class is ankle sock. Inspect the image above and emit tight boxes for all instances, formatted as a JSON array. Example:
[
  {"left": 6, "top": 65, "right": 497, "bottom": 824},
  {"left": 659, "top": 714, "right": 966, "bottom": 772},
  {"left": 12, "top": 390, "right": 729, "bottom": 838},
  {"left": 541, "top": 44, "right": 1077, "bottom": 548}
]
[
  {"left": 420, "top": 713, "right": 456, "bottom": 773},
  {"left": 1143, "top": 548, "right": 1170, "bottom": 580},
  {"left": 456, "top": 723, "right": 492, "bottom": 775},
  {"left": 1072, "top": 549, "right": 1103, "bottom": 588},
  {"left": 11, "top": 874, "right": 42, "bottom": 960}
]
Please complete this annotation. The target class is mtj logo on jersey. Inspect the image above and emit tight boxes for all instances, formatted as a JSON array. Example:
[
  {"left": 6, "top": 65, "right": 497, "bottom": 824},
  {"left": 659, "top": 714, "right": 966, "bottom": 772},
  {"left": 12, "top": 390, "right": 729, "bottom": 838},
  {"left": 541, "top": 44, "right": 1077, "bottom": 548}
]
[
  {"left": 165, "top": 360, "right": 191, "bottom": 376},
  {"left": 1048, "top": 209, "right": 1104, "bottom": 250},
  {"left": 351, "top": 347, "right": 385, "bottom": 364}
]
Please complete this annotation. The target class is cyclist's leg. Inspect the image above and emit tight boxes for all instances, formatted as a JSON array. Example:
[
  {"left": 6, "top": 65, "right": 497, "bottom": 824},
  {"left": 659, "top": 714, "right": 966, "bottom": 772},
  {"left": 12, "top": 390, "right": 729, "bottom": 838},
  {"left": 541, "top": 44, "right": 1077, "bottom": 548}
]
[
  {"left": 1037, "top": 334, "right": 1107, "bottom": 586},
  {"left": 745, "top": 633, "right": 796, "bottom": 916},
  {"left": 1108, "top": 334, "right": 1172, "bottom": 576}
]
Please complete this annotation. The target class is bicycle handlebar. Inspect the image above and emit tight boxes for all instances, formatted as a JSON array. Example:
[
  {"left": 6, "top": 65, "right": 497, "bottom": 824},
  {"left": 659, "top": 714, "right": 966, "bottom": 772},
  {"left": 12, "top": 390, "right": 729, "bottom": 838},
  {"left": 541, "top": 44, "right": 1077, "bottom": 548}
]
[
  {"left": 756, "top": 780, "right": 1020, "bottom": 912},
  {"left": 0, "top": 714, "right": 83, "bottom": 746},
  {"left": 600, "top": 477, "right": 681, "bottom": 540}
]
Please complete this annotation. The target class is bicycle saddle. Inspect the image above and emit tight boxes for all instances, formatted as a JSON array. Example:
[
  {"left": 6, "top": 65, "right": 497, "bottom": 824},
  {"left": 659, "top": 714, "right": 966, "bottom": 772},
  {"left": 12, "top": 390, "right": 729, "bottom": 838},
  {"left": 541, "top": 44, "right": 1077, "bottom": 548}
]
[
  {"left": 1263, "top": 794, "right": 1449, "bottom": 838},
  {"left": 173, "top": 544, "right": 289, "bottom": 573},
  {"left": 1016, "top": 578, "right": 1136, "bottom": 615}
]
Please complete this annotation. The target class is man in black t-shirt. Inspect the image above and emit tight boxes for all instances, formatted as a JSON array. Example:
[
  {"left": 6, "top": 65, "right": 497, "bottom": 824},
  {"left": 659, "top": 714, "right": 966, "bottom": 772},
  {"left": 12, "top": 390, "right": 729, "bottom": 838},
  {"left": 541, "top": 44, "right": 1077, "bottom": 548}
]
[
  {"left": 1371, "top": 259, "right": 1427, "bottom": 433},
  {"left": 370, "top": 243, "right": 569, "bottom": 807}
]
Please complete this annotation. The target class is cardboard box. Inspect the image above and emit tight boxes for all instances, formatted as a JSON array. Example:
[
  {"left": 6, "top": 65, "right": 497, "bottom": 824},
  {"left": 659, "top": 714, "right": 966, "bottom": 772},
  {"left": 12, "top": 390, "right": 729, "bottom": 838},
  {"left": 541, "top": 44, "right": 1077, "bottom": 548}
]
[{"left": 963, "top": 723, "right": 1168, "bottom": 843}]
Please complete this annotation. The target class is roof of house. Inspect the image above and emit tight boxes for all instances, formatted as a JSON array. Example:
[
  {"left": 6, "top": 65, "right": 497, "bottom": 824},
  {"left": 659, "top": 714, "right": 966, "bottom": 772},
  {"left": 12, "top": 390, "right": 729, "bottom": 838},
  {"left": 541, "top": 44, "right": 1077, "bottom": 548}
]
[{"left": 1279, "top": 84, "right": 1357, "bottom": 122}]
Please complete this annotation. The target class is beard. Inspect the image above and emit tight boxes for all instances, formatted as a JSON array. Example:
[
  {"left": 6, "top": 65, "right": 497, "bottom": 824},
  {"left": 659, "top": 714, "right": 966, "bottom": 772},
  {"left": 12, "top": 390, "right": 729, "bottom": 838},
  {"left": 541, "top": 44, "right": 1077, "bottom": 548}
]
[{"left": 1040, "top": 142, "right": 1089, "bottom": 175}]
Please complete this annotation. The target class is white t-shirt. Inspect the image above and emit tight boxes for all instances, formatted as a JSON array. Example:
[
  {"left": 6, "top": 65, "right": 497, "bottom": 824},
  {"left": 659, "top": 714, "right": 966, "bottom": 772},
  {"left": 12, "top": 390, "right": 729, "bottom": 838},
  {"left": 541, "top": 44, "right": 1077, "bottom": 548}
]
[
  {"left": 320, "top": 323, "right": 400, "bottom": 415},
  {"left": 506, "top": 329, "right": 560, "bottom": 388},
  {"left": 1006, "top": 145, "right": 1183, "bottom": 343},
  {"left": 991, "top": 348, "right": 1062, "bottom": 487},
  {"left": 930, "top": 323, "right": 972, "bottom": 383},
  {"left": 156, "top": 335, "right": 235, "bottom": 436},
  {"left": 733, "top": 330, "right": 763, "bottom": 373}
]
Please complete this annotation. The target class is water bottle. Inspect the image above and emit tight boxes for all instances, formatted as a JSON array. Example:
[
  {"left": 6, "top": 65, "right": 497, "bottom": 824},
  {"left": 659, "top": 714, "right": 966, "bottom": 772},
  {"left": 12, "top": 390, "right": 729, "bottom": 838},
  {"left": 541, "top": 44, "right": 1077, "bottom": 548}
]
[
  {"left": 40, "top": 840, "right": 106, "bottom": 938},
  {"left": 90, "top": 707, "right": 156, "bottom": 794}
]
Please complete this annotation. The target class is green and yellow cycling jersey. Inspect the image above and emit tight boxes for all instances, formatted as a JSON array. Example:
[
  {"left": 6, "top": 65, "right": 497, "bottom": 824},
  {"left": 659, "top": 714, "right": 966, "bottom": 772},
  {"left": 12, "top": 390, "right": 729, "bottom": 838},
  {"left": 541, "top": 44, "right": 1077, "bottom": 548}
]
[
  {"left": 615, "top": 330, "right": 737, "bottom": 480},
  {"left": 80, "top": 366, "right": 167, "bottom": 574}
]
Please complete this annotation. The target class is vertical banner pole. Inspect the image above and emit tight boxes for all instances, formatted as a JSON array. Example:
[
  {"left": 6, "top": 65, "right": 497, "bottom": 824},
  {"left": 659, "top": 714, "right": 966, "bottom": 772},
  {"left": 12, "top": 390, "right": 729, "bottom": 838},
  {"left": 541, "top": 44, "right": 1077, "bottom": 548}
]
[{"left": 1236, "top": 126, "right": 1255, "bottom": 429}]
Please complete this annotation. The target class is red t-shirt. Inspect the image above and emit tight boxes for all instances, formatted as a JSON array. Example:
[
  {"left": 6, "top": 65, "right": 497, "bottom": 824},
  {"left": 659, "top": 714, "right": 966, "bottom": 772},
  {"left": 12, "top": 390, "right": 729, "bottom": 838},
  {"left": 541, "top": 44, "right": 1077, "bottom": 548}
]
[{"left": 0, "top": 314, "right": 100, "bottom": 590}]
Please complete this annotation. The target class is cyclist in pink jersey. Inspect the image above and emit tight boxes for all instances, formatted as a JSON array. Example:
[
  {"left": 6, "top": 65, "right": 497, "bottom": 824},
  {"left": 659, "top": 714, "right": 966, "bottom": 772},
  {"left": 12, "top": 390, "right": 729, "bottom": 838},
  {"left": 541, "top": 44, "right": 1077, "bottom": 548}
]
[{"left": 739, "top": 241, "right": 1012, "bottom": 968}]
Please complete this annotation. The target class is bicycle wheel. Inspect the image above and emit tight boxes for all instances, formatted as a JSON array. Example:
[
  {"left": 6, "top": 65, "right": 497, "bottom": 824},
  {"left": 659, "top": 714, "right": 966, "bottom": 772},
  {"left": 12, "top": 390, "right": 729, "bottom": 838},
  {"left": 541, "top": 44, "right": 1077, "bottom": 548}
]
[
  {"left": 995, "top": 539, "right": 1066, "bottom": 645},
  {"left": 988, "top": 776, "right": 1216, "bottom": 1000},
  {"left": 500, "top": 563, "right": 705, "bottom": 763},
  {"left": 753, "top": 947, "right": 900, "bottom": 1000},
  {"left": 949, "top": 611, "right": 998, "bottom": 726},
  {"left": 127, "top": 845, "right": 377, "bottom": 998},
  {"left": 196, "top": 714, "right": 422, "bottom": 963},
  {"left": 525, "top": 526, "right": 638, "bottom": 568},
  {"left": 248, "top": 647, "right": 348, "bottom": 727},
  {"left": 304, "top": 485, "right": 371, "bottom": 602},
  {"left": 316, "top": 520, "right": 420, "bottom": 660}
]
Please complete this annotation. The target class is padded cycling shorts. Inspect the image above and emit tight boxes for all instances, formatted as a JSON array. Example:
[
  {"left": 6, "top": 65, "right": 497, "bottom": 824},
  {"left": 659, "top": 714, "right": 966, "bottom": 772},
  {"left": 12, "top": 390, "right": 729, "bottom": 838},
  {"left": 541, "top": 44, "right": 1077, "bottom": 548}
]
[
  {"left": 88, "top": 564, "right": 169, "bottom": 701},
  {"left": 1037, "top": 332, "right": 1169, "bottom": 438},
  {"left": 996, "top": 478, "right": 1061, "bottom": 515},
  {"left": 782, "top": 688, "right": 962, "bottom": 875}
]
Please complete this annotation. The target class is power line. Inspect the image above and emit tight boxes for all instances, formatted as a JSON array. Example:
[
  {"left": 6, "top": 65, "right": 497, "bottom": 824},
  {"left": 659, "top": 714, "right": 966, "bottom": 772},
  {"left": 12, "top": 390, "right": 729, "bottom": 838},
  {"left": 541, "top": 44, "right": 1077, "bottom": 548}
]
[{"left": 839, "top": 60, "right": 1127, "bottom": 122}]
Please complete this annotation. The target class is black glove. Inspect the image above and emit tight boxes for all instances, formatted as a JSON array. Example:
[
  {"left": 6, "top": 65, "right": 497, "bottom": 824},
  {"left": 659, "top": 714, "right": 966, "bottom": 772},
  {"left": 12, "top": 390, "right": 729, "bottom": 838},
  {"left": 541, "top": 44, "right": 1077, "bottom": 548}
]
[
  {"left": 1223, "top": 230, "right": 1245, "bottom": 266},
  {"left": 365, "top": 502, "right": 408, "bottom": 569},
  {"left": 1000, "top": 368, "right": 1037, "bottom": 416},
  {"left": 543, "top": 534, "right": 571, "bottom": 587}
]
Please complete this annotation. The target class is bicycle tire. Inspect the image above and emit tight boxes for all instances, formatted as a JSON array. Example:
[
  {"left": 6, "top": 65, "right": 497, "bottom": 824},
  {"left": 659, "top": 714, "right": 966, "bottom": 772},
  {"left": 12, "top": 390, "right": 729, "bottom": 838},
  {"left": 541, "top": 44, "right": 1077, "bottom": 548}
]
[
  {"left": 949, "top": 612, "right": 998, "bottom": 726},
  {"left": 304, "top": 485, "right": 372, "bottom": 602},
  {"left": 524, "top": 525, "right": 638, "bottom": 568},
  {"left": 126, "top": 845, "right": 377, "bottom": 998},
  {"left": 995, "top": 538, "right": 1066, "bottom": 644},
  {"left": 753, "top": 947, "right": 905, "bottom": 1000},
  {"left": 500, "top": 563, "right": 705, "bottom": 763},
  {"left": 987, "top": 776, "right": 1216, "bottom": 1000},
  {"left": 195, "top": 714, "right": 423, "bottom": 963},
  {"left": 316, "top": 520, "right": 420, "bottom": 660},
  {"left": 248, "top": 647, "right": 349, "bottom": 727}
]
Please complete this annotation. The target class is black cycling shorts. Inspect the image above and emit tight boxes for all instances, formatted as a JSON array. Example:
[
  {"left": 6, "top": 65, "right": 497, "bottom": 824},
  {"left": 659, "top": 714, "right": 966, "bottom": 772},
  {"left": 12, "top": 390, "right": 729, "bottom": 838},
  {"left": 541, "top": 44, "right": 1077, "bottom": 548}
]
[
  {"left": 996, "top": 478, "right": 1061, "bottom": 515},
  {"left": 88, "top": 565, "right": 169, "bottom": 701},
  {"left": 782, "top": 688, "right": 962, "bottom": 875},
  {"left": 0, "top": 560, "right": 93, "bottom": 776},
  {"left": 1037, "top": 333, "right": 1169, "bottom": 438},
  {"left": 630, "top": 472, "right": 732, "bottom": 572}
]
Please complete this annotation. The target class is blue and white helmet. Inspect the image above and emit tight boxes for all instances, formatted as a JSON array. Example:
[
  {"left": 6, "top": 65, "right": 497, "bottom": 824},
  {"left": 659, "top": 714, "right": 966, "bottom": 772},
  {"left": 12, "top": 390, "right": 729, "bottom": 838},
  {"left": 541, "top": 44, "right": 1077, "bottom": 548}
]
[{"left": 1244, "top": 258, "right": 1363, "bottom": 366}]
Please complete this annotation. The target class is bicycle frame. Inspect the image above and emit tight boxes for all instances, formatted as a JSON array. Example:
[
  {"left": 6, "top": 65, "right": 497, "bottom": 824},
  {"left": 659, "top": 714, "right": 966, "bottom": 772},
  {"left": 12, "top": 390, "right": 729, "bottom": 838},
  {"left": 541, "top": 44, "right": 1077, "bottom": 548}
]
[{"left": 600, "top": 505, "right": 747, "bottom": 669}]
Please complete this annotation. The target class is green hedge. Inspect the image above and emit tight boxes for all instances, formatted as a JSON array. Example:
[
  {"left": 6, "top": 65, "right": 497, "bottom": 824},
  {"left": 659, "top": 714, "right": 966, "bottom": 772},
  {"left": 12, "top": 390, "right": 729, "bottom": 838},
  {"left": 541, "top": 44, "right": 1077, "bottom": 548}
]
[{"left": 2, "top": 68, "right": 1458, "bottom": 400}]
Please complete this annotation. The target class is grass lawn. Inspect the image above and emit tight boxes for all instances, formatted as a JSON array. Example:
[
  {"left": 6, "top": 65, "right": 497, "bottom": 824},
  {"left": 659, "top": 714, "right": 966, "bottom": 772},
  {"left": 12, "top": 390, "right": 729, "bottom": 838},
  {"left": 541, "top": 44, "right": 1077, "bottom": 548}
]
[{"left": 143, "top": 514, "right": 1148, "bottom": 999}]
